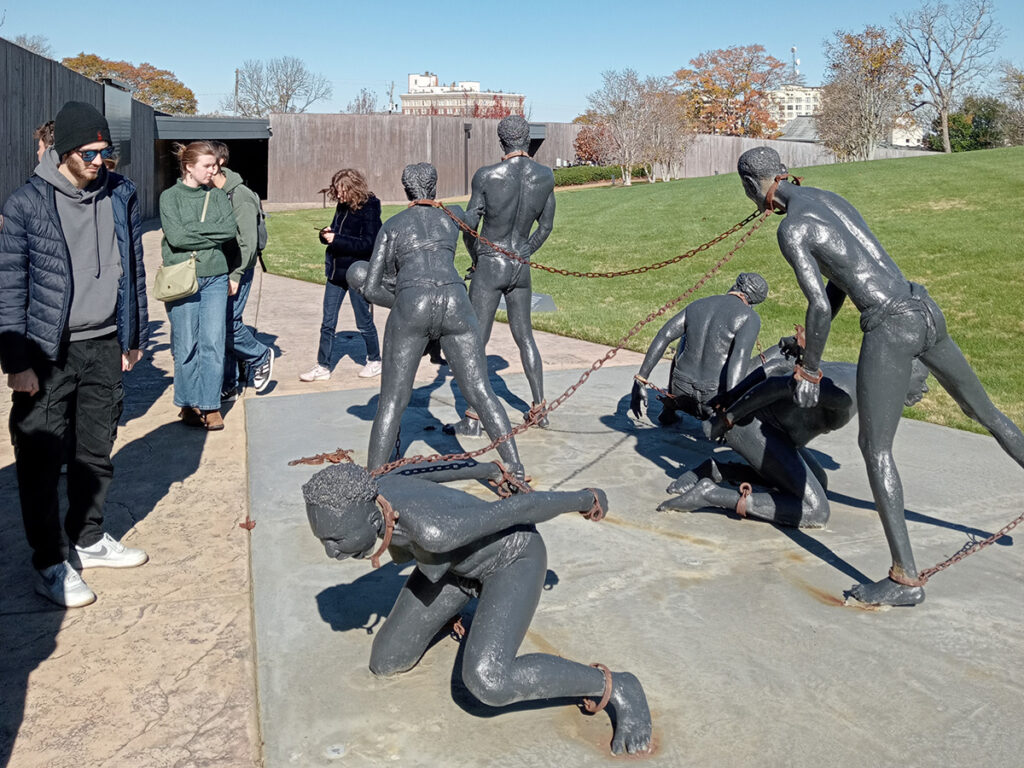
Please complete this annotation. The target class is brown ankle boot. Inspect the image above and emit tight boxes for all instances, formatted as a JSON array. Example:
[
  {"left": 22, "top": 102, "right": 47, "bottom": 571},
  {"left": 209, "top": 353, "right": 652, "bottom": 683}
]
[
  {"left": 180, "top": 407, "right": 205, "bottom": 428},
  {"left": 203, "top": 410, "right": 225, "bottom": 431}
]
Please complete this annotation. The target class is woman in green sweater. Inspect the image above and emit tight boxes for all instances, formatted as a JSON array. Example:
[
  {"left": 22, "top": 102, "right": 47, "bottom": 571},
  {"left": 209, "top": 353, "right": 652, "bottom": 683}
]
[{"left": 159, "top": 141, "right": 238, "bottom": 430}]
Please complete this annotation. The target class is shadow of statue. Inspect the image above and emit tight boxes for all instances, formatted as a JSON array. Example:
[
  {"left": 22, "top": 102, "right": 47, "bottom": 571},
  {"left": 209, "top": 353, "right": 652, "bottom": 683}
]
[{"left": 315, "top": 561, "right": 414, "bottom": 636}]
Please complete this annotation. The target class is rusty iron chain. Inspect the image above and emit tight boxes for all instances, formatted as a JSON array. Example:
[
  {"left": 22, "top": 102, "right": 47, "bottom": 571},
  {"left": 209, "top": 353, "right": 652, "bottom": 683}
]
[
  {"left": 432, "top": 201, "right": 762, "bottom": 279},
  {"left": 915, "top": 511, "right": 1024, "bottom": 584},
  {"left": 369, "top": 210, "right": 773, "bottom": 479}
]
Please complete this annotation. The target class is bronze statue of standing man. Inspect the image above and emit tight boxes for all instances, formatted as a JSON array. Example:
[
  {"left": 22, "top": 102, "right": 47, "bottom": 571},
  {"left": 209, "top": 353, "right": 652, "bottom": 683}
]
[
  {"left": 737, "top": 146, "right": 1024, "bottom": 606},
  {"left": 448, "top": 115, "right": 556, "bottom": 435}
]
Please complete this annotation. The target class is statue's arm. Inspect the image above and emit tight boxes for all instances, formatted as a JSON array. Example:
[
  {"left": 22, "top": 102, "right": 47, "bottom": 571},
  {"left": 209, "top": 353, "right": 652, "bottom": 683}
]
[
  {"left": 637, "top": 311, "right": 687, "bottom": 379},
  {"left": 724, "top": 375, "right": 792, "bottom": 424},
  {"left": 362, "top": 227, "right": 396, "bottom": 308},
  {"left": 778, "top": 223, "right": 830, "bottom": 373},
  {"left": 411, "top": 489, "right": 604, "bottom": 553},
  {"left": 460, "top": 172, "right": 486, "bottom": 262},
  {"left": 526, "top": 189, "right": 556, "bottom": 255}
]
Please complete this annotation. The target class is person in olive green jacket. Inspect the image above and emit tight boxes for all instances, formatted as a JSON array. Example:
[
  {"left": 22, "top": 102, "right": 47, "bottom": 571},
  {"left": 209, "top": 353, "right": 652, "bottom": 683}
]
[
  {"left": 159, "top": 141, "right": 237, "bottom": 430},
  {"left": 210, "top": 143, "right": 274, "bottom": 400}
]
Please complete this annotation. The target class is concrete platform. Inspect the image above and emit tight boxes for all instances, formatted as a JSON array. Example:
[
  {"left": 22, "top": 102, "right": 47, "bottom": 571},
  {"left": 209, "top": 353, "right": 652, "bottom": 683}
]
[{"left": 247, "top": 364, "right": 1024, "bottom": 768}]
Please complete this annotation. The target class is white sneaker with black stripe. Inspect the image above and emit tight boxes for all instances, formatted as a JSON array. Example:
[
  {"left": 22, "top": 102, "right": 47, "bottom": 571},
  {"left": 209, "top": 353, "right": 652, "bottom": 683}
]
[
  {"left": 75, "top": 533, "right": 149, "bottom": 569},
  {"left": 35, "top": 561, "right": 96, "bottom": 608}
]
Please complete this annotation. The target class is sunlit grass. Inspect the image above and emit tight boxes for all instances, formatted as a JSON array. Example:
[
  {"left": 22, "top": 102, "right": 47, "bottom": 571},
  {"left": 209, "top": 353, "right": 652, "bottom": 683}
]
[{"left": 263, "top": 147, "right": 1024, "bottom": 433}]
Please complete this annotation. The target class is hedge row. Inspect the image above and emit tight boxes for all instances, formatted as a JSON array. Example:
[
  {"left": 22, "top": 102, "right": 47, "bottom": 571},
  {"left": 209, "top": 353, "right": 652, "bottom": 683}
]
[{"left": 552, "top": 164, "right": 649, "bottom": 186}]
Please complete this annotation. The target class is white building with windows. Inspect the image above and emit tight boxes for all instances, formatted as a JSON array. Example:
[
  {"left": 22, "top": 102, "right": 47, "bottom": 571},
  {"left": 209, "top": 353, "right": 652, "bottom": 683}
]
[
  {"left": 768, "top": 84, "right": 822, "bottom": 129},
  {"left": 400, "top": 72, "right": 524, "bottom": 117}
]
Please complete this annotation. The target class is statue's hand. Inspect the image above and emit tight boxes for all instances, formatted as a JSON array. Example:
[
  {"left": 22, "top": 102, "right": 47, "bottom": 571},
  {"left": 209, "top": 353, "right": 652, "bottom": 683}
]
[
  {"left": 630, "top": 381, "right": 647, "bottom": 419},
  {"left": 708, "top": 412, "right": 731, "bottom": 442},
  {"left": 792, "top": 378, "right": 820, "bottom": 408},
  {"left": 778, "top": 335, "right": 802, "bottom": 360},
  {"left": 581, "top": 488, "right": 608, "bottom": 520}
]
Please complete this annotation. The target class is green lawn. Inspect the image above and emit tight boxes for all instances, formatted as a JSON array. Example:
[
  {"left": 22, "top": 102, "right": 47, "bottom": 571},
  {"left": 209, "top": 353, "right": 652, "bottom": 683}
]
[{"left": 263, "top": 147, "right": 1024, "bottom": 433}]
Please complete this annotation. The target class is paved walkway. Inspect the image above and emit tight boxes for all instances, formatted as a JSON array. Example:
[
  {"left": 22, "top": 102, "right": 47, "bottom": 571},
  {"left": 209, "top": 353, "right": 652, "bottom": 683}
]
[{"left": 0, "top": 225, "right": 642, "bottom": 768}]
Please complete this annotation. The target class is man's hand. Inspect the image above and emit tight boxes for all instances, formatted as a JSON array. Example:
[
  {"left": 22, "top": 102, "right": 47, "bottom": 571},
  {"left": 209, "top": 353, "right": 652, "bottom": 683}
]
[
  {"left": 792, "top": 378, "right": 820, "bottom": 408},
  {"left": 630, "top": 380, "right": 647, "bottom": 419},
  {"left": 122, "top": 349, "right": 143, "bottom": 372},
  {"left": 8, "top": 369, "right": 39, "bottom": 395},
  {"left": 229, "top": 279, "right": 239, "bottom": 296}
]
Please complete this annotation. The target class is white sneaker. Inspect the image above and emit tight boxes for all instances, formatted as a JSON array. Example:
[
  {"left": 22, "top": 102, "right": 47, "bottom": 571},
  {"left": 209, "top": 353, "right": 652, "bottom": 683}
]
[
  {"left": 359, "top": 360, "right": 383, "bottom": 378},
  {"left": 35, "top": 561, "right": 96, "bottom": 608},
  {"left": 75, "top": 532, "right": 149, "bottom": 569},
  {"left": 299, "top": 364, "right": 331, "bottom": 382}
]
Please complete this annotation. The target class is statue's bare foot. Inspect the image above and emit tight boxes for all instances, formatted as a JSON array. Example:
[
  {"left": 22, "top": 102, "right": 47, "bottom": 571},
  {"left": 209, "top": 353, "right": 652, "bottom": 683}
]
[
  {"left": 845, "top": 578, "right": 925, "bottom": 607},
  {"left": 666, "top": 470, "right": 700, "bottom": 496},
  {"left": 443, "top": 417, "right": 482, "bottom": 437},
  {"left": 524, "top": 408, "right": 550, "bottom": 429},
  {"left": 607, "top": 671, "right": 653, "bottom": 755},
  {"left": 658, "top": 477, "right": 716, "bottom": 512}
]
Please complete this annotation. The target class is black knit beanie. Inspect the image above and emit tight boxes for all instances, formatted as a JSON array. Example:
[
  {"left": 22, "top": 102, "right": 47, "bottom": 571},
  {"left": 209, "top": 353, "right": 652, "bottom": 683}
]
[{"left": 53, "top": 101, "right": 111, "bottom": 158}]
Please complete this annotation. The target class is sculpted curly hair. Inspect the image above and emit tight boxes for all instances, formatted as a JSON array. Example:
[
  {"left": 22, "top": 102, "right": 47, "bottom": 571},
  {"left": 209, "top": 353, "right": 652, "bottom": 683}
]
[
  {"left": 302, "top": 463, "right": 379, "bottom": 509},
  {"left": 401, "top": 163, "right": 437, "bottom": 201},
  {"left": 737, "top": 147, "right": 786, "bottom": 181},
  {"left": 497, "top": 115, "right": 530, "bottom": 152}
]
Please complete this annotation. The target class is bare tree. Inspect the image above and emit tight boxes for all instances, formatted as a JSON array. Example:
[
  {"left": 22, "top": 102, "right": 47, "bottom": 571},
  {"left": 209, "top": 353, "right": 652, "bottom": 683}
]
[
  {"left": 345, "top": 87, "right": 379, "bottom": 114},
  {"left": 999, "top": 61, "right": 1024, "bottom": 145},
  {"left": 385, "top": 80, "right": 397, "bottom": 113},
  {"left": 895, "top": 0, "right": 1004, "bottom": 153},
  {"left": 817, "top": 26, "right": 916, "bottom": 161},
  {"left": 639, "top": 77, "right": 692, "bottom": 182},
  {"left": 222, "top": 56, "right": 332, "bottom": 117},
  {"left": 11, "top": 33, "right": 52, "bottom": 58},
  {"left": 586, "top": 69, "right": 647, "bottom": 185}
]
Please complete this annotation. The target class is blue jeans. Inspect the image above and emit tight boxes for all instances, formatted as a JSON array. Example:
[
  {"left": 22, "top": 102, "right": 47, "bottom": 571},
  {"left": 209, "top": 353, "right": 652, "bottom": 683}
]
[
  {"left": 168, "top": 274, "right": 228, "bottom": 411},
  {"left": 224, "top": 267, "right": 270, "bottom": 390},
  {"left": 317, "top": 280, "right": 380, "bottom": 368}
]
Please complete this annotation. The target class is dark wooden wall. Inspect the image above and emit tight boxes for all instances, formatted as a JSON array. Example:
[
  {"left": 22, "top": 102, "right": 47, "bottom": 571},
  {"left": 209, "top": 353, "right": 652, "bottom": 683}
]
[
  {"left": 0, "top": 38, "right": 157, "bottom": 217},
  {"left": 267, "top": 114, "right": 583, "bottom": 203}
]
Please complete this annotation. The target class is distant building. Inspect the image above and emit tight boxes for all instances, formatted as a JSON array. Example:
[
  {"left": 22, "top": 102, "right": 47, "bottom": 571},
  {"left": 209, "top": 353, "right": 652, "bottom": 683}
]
[
  {"left": 768, "top": 84, "right": 822, "bottom": 130},
  {"left": 400, "top": 72, "right": 525, "bottom": 117}
]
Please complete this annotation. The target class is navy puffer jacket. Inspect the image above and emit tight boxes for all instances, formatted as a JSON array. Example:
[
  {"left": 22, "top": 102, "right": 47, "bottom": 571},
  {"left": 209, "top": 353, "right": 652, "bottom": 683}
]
[
  {"left": 0, "top": 172, "right": 149, "bottom": 373},
  {"left": 322, "top": 195, "right": 382, "bottom": 286}
]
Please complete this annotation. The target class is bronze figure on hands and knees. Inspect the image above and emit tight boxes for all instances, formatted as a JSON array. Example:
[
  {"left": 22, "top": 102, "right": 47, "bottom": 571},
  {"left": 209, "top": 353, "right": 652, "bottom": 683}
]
[{"left": 303, "top": 460, "right": 653, "bottom": 756}]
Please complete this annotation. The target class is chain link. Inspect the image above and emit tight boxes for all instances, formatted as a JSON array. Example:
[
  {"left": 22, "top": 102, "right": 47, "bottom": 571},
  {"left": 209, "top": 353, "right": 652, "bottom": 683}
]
[
  {"left": 370, "top": 210, "right": 773, "bottom": 478},
  {"left": 435, "top": 202, "right": 762, "bottom": 279}
]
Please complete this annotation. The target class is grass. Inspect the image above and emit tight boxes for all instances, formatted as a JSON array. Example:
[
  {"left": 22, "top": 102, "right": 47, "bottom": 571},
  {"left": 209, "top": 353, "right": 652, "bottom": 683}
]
[{"left": 262, "top": 147, "right": 1024, "bottom": 434}]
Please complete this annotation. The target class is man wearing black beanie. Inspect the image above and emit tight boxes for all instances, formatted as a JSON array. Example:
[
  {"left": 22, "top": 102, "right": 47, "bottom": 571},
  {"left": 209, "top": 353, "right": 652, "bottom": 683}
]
[{"left": 0, "top": 100, "right": 150, "bottom": 607}]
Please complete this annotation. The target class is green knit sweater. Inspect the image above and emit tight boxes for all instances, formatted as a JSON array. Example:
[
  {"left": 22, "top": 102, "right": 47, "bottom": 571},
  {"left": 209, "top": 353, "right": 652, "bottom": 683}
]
[{"left": 159, "top": 181, "right": 238, "bottom": 277}]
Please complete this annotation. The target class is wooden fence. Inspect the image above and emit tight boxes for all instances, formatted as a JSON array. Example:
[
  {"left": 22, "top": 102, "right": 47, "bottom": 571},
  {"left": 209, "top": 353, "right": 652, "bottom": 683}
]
[
  {"left": 266, "top": 114, "right": 933, "bottom": 204},
  {"left": 267, "top": 114, "right": 583, "bottom": 203},
  {"left": 0, "top": 37, "right": 157, "bottom": 217}
]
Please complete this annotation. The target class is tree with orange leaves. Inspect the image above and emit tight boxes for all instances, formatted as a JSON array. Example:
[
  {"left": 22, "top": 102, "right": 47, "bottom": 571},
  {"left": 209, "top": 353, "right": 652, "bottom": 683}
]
[
  {"left": 675, "top": 44, "right": 785, "bottom": 137},
  {"left": 63, "top": 53, "right": 197, "bottom": 114}
]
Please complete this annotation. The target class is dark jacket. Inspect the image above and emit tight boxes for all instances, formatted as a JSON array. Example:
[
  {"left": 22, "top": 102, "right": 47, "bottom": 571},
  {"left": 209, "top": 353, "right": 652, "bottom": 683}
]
[
  {"left": 322, "top": 196, "right": 382, "bottom": 286},
  {"left": 0, "top": 171, "right": 149, "bottom": 373}
]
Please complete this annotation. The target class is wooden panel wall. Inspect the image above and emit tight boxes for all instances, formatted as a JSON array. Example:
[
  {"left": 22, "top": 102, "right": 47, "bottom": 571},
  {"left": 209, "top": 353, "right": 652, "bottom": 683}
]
[
  {"left": 0, "top": 38, "right": 157, "bottom": 217},
  {"left": 267, "top": 114, "right": 580, "bottom": 203}
]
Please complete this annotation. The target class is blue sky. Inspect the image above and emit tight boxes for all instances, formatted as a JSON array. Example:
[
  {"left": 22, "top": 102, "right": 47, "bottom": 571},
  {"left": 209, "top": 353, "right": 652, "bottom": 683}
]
[{"left": 4, "top": 0, "right": 1023, "bottom": 121}]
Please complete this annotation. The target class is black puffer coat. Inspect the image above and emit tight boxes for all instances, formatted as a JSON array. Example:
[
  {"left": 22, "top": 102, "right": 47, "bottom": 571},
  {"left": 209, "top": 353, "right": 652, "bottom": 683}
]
[
  {"left": 0, "top": 172, "right": 149, "bottom": 373},
  {"left": 322, "top": 195, "right": 382, "bottom": 287}
]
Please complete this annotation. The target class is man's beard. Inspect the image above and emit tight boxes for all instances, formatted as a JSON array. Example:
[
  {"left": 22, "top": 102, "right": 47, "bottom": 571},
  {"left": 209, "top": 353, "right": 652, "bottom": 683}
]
[{"left": 66, "top": 154, "right": 101, "bottom": 188}]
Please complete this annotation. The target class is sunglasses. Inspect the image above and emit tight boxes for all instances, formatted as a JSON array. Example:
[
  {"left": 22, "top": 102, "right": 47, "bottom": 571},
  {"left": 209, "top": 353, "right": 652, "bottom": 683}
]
[{"left": 75, "top": 147, "right": 115, "bottom": 163}]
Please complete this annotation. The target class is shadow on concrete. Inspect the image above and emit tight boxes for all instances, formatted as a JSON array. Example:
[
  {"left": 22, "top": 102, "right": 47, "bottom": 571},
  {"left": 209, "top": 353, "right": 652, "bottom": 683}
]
[{"left": 316, "top": 562, "right": 413, "bottom": 636}]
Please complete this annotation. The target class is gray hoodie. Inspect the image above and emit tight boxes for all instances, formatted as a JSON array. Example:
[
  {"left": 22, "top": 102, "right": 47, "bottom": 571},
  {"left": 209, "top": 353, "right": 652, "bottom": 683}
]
[{"left": 34, "top": 147, "right": 121, "bottom": 341}]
